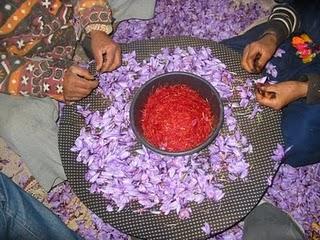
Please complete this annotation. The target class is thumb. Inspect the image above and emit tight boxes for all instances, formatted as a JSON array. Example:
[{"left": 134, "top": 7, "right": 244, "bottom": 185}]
[
  {"left": 257, "top": 53, "right": 271, "bottom": 70},
  {"left": 71, "top": 66, "right": 94, "bottom": 80},
  {"left": 256, "top": 90, "right": 276, "bottom": 107},
  {"left": 257, "top": 95, "right": 273, "bottom": 106},
  {"left": 259, "top": 84, "right": 277, "bottom": 93}
]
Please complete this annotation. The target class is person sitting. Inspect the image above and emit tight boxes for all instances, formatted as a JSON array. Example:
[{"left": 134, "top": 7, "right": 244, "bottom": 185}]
[
  {"left": 0, "top": 0, "right": 156, "bottom": 191},
  {"left": 0, "top": 171, "right": 83, "bottom": 239},
  {"left": 222, "top": 1, "right": 316, "bottom": 240},
  {"left": 223, "top": 0, "right": 320, "bottom": 168}
]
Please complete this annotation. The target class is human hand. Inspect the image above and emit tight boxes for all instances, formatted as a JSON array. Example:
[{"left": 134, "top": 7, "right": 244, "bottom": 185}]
[
  {"left": 63, "top": 66, "right": 98, "bottom": 102},
  {"left": 90, "top": 30, "right": 121, "bottom": 73},
  {"left": 241, "top": 33, "right": 278, "bottom": 73},
  {"left": 255, "top": 81, "right": 308, "bottom": 110}
]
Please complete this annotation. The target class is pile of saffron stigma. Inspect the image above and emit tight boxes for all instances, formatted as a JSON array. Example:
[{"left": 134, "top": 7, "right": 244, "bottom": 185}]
[{"left": 141, "top": 84, "right": 214, "bottom": 152}]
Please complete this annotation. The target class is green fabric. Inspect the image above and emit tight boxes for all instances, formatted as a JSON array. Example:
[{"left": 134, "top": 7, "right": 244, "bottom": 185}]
[{"left": 109, "top": 0, "right": 156, "bottom": 22}]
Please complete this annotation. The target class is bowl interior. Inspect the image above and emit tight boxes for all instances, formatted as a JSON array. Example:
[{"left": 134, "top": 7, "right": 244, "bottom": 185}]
[{"left": 130, "top": 72, "right": 224, "bottom": 156}]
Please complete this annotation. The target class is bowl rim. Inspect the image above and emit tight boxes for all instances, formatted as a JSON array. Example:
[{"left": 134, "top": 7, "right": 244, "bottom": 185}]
[{"left": 129, "top": 71, "right": 224, "bottom": 156}]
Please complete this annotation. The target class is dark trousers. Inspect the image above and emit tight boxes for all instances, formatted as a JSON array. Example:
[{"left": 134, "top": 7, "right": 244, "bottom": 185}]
[{"left": 222, "top": 18, "right": 320, "bottom": 167}]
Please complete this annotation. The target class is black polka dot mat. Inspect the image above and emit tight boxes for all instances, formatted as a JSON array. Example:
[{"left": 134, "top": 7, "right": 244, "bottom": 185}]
[{"left": 58, "top": 36, "right": 284, "bottom": 240}]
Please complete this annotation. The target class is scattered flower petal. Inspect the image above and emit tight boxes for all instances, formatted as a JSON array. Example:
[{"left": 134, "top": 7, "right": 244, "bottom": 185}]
[{"left": 202, "top": 222, "right": 211, "bottom": 235}]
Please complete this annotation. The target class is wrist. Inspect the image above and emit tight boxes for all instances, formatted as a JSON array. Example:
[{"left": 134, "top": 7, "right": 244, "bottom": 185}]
[
  {"left": 296, "top": 81, "right": 308, "bottom": 98},
  {"left": 260, "top": 32, "right": 278, "bottom": 46},
  {"left": 90, "top": 30, "right": 106, "bottom": 37}
]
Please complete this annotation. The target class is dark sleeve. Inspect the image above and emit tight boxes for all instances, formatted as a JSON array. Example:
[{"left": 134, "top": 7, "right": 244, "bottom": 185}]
[
  {"left": 263, "top": 4, "right": 301, "bottom": 44},
  {"left": 305, "top": 74, "right": 320, "bottom": 104}
]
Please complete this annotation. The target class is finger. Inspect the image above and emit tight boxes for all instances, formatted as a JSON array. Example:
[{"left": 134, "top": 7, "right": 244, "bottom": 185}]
[
  {"left": 256, "top": 51, "right": 271, "bottom": 70},
  {"left": 71, "top": 86, "right": 93, "bottom": 97},
  {"left": 257, "top": 84, "right": 279, "bottom": 100},
  {"left": 64, "top": 95, "right": 81, "bottom": 102},
  {"left": 255, "top": 89, "right": 281, "bottom": 110},
  {"left": 256, "top": 91, "right": 274, "bottom": 107},
  {"left": 75, "top": 78, "right": 99, "bottom": 90},
  {"left": 65, "top": 90, "right": 91, "bottom": 101},
  {"left": 109, "top": 48, "right": 122, "bottom": 71},
  {"left": 241, "top": 45, "right": 251, "bottom": 72},
  {"left": 255, "top": 90, "right": 264, "bottom": 101},
  {"left": 266, "top": 91, "right": 276, "bottom": 99},
  {"left": 71, "top": 66, "right": 94, "bottom": 80},
  {"left": 259, "top": 84, "right": 278, "bottom": 93},
  {"left": 69, "top": 97, "right": 85, "bottom": 102},
  {"left": 253, "top": 53, "right": 262, "bottom": 73},
  {"left": 95, "top": 49, "right": 104, "bottom": 71},
  {"left": 247, "top": 47, "right": 261, "bottom": 73},
  {"left": 64, "top": 87, "right": 91, "bottom": 101},
  {"left": 65, "top": 101, "right": 76, "bottom": 105},
  {"left": 101, "top": 50, "right": 115, "bottom": 72},
  {"left": 255, "top": 85, "right": 266, "bottom": 97}
]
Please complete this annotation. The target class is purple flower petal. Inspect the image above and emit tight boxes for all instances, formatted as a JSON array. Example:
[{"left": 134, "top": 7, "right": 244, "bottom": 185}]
[
  {"left": 201, "top": 222, "right": 211, "bottom": 235},
  {"left": 71, "top": 47, "right": 254, "bottom": 219},
  {"left": 50, "top": 1, "right": 316, "bottom": 238},
  {"left": 274, "top": 48, "right": 286, "bottom": 58},
  {"left": 265, "top": 62, "right": 278, "bottom": 78}
]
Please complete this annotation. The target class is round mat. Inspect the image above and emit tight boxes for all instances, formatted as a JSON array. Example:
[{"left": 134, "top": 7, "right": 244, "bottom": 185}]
[{"left": 58, "top": 36, "right": 284, "bottom": 240}]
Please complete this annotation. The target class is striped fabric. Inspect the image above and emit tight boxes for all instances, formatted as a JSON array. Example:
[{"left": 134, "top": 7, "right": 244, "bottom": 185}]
[{"left": 269, "top": 4, "right": 300, "bottom": 37}]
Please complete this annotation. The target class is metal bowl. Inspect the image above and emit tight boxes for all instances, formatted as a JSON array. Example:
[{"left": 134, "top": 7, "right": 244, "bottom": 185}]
[{"left": 130, "top": 72, "right": 224, "bottom": 156}]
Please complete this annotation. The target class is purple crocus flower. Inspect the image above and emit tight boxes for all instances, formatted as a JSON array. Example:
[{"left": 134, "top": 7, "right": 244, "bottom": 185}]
[
  {"left": 271, "top": 144, "right": 293, "bottom": 162},
  {"left": 265, "top": 62, "right": 278, "bottom": 78}
]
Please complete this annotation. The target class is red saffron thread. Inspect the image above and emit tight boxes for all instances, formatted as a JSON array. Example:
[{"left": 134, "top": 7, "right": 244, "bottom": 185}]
[{"left": 141, "top": 84, "right": 215, "bottom": 152}]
